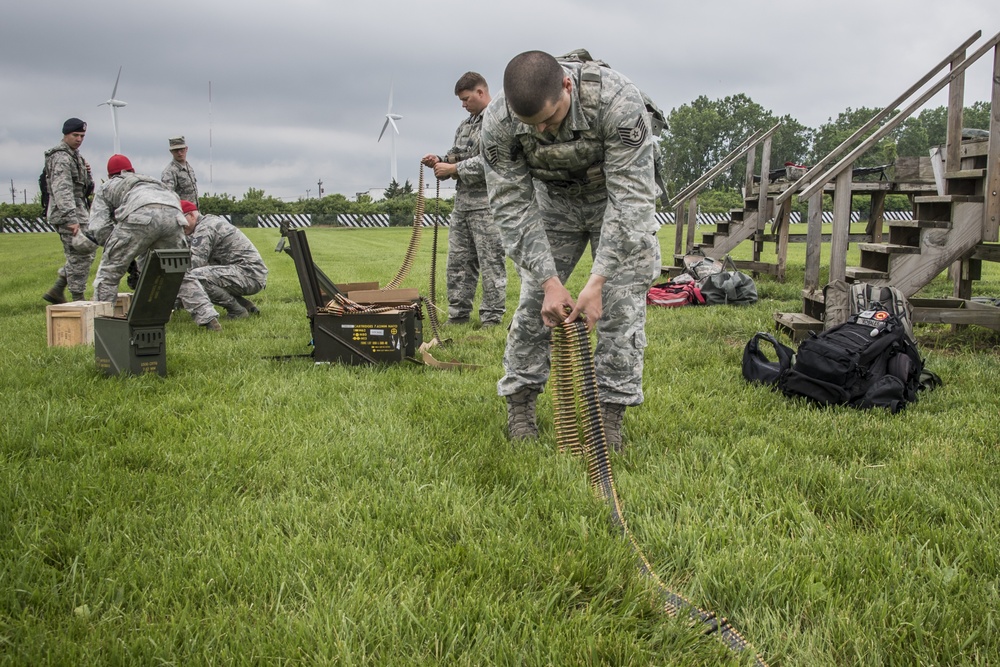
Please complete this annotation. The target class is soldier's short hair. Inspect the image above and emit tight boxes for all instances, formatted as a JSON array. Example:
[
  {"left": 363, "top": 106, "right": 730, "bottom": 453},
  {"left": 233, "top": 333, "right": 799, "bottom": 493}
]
[
  {"left": 454, "top": 71, "right": 487, "bottom": 96},
  {"left": 503, "top": 51, "right": 564, "bottom": 118}
]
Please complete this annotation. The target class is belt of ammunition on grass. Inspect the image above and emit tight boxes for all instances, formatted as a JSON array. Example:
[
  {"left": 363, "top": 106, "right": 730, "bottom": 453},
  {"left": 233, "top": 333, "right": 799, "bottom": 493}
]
[{"left": 551, "top": 318, "right": 769, "bottom": 667}]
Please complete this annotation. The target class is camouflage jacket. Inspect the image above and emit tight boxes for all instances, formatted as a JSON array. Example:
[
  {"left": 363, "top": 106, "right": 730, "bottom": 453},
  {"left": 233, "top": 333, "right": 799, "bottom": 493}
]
[
  {"left": 189, "top": 214, "right": 268, "bottom": 281},
  {"left": 88, "top": 172, "right": 184, "bottom": 240},
  {"left": 44, "top": 141, "right": 93, "bottom": 228},
  {"left": 161, "top": 159, "right": 198, "bottom": 204},
  {"left": 442, "top": 112, "right": 488, "bottom": 211},
  {"left": 481, "top": 61, "right": 657, "bottom": 284}
]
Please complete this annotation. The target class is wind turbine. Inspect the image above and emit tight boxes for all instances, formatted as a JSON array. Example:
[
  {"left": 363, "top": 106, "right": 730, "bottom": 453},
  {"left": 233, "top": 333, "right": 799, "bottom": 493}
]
[
  {"left": 377, "top": 82, "right": 402, "bottom": 184},
  {"left": 98, "top": 66, "right": 127, "bottom": 154}
]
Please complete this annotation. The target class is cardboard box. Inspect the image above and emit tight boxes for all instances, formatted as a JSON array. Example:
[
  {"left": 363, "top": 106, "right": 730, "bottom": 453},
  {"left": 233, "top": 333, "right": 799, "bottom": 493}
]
[
  {"left": 335, "top": 281, "right": 380, "bottom": 293},
  {"left": 347, "top": 288, "right": 420, "bottom": 307},
  {"left": 114, "top": 292, "right": 133, "bottom": 319},
  {"left": 46, "top": 301, "right": 114, "bottom": 347}
]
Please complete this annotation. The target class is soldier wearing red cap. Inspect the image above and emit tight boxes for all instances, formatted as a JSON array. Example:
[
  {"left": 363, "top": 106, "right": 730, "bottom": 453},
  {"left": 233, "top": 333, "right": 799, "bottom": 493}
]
[
  {"left": 79, "top": 155, "right": 222, "bottom": 331},
  {"left": 180, "top": 200, "right": 267, "bottom": 318}
]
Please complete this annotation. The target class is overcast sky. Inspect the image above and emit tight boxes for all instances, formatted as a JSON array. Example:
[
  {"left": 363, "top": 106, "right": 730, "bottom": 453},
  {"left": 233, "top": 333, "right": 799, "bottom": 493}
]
[{"left": 1, "top": 1, "right": 996, "bottom": 203}]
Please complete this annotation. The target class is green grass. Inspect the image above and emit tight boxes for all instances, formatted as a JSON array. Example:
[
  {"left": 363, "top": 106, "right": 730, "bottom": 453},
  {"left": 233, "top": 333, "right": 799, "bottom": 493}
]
[{"left": 1, "top": 225, "right": 999, "bottom": 666}]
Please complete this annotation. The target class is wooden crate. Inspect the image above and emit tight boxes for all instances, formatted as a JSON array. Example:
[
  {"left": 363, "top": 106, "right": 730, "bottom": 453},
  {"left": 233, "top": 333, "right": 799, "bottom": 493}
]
[
  {"left": 46, "top": 301, "right": 114, "bottom": 347},
  {"left": 114, "top": 292, "right": 133, "bottom": 318}
]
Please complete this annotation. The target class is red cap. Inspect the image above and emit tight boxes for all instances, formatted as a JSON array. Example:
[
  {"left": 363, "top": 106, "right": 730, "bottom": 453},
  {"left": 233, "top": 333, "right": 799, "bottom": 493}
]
[
  {"left": 180, "top": 200, "right": 198, "bottom": 214},
  {"left": 107, "top": 154, "right": 133, "bottom": 177}
]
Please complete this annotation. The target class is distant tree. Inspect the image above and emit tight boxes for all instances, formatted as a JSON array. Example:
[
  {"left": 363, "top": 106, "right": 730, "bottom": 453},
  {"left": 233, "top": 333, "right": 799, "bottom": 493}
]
[
  {"left": 809, "top": 107, "right": 898, "bottom": 168},
  {"left": 660, "top": 94, "right": 810, "bottom": 197},
  {"left": 383, "top": 179, "right": 414, "bottom": 199},
  {"left": 379, "top": 192, "right": 419, "bottom": 226},
  {"left": 896, "top": 102, "right": 992, "bottom": 157}
]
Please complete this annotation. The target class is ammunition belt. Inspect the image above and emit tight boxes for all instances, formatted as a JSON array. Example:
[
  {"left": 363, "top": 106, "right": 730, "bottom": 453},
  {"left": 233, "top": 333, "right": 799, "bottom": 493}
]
[{"left": 551, "top": 319, "right": 768, "bottom": 667}]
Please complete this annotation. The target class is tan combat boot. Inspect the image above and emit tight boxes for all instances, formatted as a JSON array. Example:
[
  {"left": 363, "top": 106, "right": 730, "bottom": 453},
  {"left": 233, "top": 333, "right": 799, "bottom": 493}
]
[
  {"left": 506, "top": 387, "right": 540, "bottom": 441},
  {"left": 601, "top": 402, "right": 627, "bottom": 452}
]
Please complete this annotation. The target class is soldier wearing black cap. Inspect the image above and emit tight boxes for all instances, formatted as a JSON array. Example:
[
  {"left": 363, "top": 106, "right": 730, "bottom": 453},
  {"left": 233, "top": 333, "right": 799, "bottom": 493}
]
[{"left": 42, "top": 117, "right": 96, "bottom": 304}]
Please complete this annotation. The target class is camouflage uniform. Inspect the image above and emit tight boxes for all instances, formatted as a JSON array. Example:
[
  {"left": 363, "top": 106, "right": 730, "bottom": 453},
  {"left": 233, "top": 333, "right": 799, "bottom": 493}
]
[
  {"left": 45, "top": 141, "right": 96, "bottom": 296},
  {"left": 482, "top": 61, "right": 661, "bottom": 406},
  {"left": 187, "top": 214, "right": 268, "bottom": 313},
  {"left": 440, "top": 112, "right": 507, "bottom": 325},
  {"left": 88, "top": 173, "right": 218, "bottom": 325},
  {"left": 161, "top": 159, "right": 198, "bottom": 205}
]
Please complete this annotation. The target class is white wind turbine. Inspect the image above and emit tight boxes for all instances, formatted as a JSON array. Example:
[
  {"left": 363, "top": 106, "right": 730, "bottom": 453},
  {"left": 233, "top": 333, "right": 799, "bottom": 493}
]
[
  {"left": 377, "top": 82, "right": 403, "bottom": 184},
  {"left": 98, "top": 66, "right": 127, "bottom": 154}
]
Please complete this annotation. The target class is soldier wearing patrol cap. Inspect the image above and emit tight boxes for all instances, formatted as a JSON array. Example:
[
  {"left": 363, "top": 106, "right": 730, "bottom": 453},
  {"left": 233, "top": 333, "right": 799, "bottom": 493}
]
[
  {"left": 481, "top": 50, "right": 661, "bottom": 451},
  {"left": 161, "top": 135, "right": 198, "bottom": 205}
]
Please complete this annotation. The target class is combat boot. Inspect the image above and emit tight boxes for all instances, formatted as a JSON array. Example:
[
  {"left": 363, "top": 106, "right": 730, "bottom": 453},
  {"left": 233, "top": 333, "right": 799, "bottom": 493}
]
[
  {"left": 42, "top": 276, "right": 67, "bottom": 305},
  {"left": 201, "top": 318, "right": 223, "bottom": 332},
  {"left": 506, "top": 387, "right": 540, "bottom": 441},
  {"left": 235, "top": 295, "right": 260, "bottom": 315},
  {"left": 601, "top": 402, "right": 627, "bottom": 452},
  {"left": 70, "top": 292, "right": 85, "bottom": 302}
]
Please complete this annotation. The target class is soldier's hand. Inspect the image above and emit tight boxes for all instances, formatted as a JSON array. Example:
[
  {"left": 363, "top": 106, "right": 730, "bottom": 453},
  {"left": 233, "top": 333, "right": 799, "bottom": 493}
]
[
  {"left": 420, "top": 154, "right": 439, "bottom": 168},
  {"left": 71, "top": 231, "right": 98, "bottom": 253},
  {"left": 540, "top": 277, "right": 574, "bottom": 328},
  {"left": 568, "top": 275, "right": 606, "bottom": 333},
  {"left": 433, "top": 163, "right": 457, "bottom": 180}
]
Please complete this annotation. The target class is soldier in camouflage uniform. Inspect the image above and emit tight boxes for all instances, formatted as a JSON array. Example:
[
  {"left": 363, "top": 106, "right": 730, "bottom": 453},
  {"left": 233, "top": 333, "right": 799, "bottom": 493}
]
[
  {"left": 421, "top": 72, "right": 506, "bottom": 327},
  {"left": 161, "top": 136, "right": 198, "bottom": 205},
  {"left": 481, "top": 51, "right": 662, "bottom": 450},
  {"left": 42, "top": 118, "right": 96, "bottom": 303},
  {"left": 77, "top": 154, "right": 222, "bottom": 331},
  {"left": 180, "top": 200, "right": 268, "bottom": 319}
]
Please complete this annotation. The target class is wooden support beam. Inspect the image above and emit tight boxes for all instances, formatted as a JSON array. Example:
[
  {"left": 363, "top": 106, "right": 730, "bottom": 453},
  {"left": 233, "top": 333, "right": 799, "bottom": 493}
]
[
  {"left": 804, "top": 192, "right": 824, "bottom": 291},
  {"left": 829, "top": 168, "right": 854, "bottom": 283}
]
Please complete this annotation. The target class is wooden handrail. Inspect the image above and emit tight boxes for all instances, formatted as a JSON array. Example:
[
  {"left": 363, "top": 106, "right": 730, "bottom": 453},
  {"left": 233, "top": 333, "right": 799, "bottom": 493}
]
[
  {"left": 773, "top": 30, "right": 983, "bottom": 208},
  {"left": 668, "top": 123, "right": 780, "bottom": 207},
  {"left": 796, "top": 30, "right": 1000, "bottom": 203}
]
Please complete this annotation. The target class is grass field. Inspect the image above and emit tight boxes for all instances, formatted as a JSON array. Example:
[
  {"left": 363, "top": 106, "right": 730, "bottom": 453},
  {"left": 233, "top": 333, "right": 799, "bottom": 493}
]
[{"left": 2, "top": 225, "right": 999, "bottom": 666}]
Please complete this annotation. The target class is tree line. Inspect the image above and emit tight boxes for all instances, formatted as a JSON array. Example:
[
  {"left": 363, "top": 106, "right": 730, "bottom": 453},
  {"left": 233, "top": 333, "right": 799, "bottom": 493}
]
[{"left": 2, "top": 98, "right": 991, "bottom": 223}]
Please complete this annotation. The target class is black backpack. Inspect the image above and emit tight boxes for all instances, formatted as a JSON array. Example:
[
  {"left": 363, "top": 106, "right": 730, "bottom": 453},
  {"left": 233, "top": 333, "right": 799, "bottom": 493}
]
[{"left": 743, "top": 307, "right": 941, "bottom": 413}]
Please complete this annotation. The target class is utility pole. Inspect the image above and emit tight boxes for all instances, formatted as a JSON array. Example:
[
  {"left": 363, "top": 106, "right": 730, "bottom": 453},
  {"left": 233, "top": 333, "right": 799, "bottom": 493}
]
[
  {"left": 306, "top": 189, "right": 311, "bottom": 199},
  {"left": 317, "top": 179, "right": 324, "bottom": 198},
  {"left": 10, "top": 179, "right": 15, "bottom": 204}
]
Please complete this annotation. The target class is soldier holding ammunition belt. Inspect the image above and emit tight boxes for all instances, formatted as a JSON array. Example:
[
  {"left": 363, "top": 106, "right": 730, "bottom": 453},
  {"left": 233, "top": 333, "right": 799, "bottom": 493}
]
[
  {"left": 482, "top": 50, "right": 661, "bottom": 450},
  {"left": 421, "top": 71, "right": 507, "bottom": 328}
]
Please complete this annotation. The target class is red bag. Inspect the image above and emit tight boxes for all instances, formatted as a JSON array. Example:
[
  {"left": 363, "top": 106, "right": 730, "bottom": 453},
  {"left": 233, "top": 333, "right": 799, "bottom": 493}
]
[{"left": 647, "top": 281, "right": 704, "bottom": 308}]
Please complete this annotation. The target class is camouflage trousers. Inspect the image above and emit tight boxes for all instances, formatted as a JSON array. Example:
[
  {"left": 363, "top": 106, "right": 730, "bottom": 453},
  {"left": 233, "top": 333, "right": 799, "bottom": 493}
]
[
  {"left": 93, "top": 204, "right": 218, "bottom": 325},
  {"left": 187, "top": 265, "right": 266, "bottom": 307},
  {"left": 447, "top": 207, "right": 507, "bottom": 324},
  {"left": 56, "top": 226, "right": 97, "bottom": 295},
  {"left": 498, "top": 193, "right": 661, "bottom": 405}
]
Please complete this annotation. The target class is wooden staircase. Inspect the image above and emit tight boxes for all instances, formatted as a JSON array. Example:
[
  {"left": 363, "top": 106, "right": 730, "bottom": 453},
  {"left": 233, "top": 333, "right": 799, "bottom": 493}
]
[
  {"left": 776, "top": 139, "right": 1000, "bottom": 340},
  {"left": 770, "top": 29, "right": 1000, "bottom": 340}
]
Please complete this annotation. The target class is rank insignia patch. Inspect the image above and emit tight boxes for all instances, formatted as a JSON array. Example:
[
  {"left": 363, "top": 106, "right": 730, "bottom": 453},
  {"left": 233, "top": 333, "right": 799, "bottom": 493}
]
[
  {"left": 618, "top": 116, "right": 648, "bottom": 148},
  {"left": 485, "top": 144, "right": 500, "bottom": 166}
]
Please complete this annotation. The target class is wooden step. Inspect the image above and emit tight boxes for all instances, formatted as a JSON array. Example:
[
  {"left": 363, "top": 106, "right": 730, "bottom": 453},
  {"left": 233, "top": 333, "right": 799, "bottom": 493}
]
[
  {"left": 910, "top": 297, "right": 1000, "bottom": 331},
  {"left": 857, "top": 243, "right": 922, "bottom": 255},
  {"left": 944, "top": 168, "right": 987, "bottom": 180},
  {"left": 913, "top": 194, "right": 984, "bottom": 204},
  {"left": 845, "top": 266, "right": 889, "bottom": 281},
  {"left": 774, "top": 312, "right": 823, "bottom": 342}
]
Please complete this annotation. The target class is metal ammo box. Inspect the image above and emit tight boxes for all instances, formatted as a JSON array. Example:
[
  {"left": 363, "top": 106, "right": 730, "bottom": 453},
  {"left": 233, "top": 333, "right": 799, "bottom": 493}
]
[
  {"left": 94, "top": 248, "right": 191, "bottom": 377},
  {"left": 283, "top": 228, "right": 422, "bottom": 365}
]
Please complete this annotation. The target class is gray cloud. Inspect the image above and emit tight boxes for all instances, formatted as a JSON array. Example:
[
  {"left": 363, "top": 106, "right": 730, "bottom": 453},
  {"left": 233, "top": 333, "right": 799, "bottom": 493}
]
[{"left": 1, "top": 0, "right": 995, "bottom": 203}]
